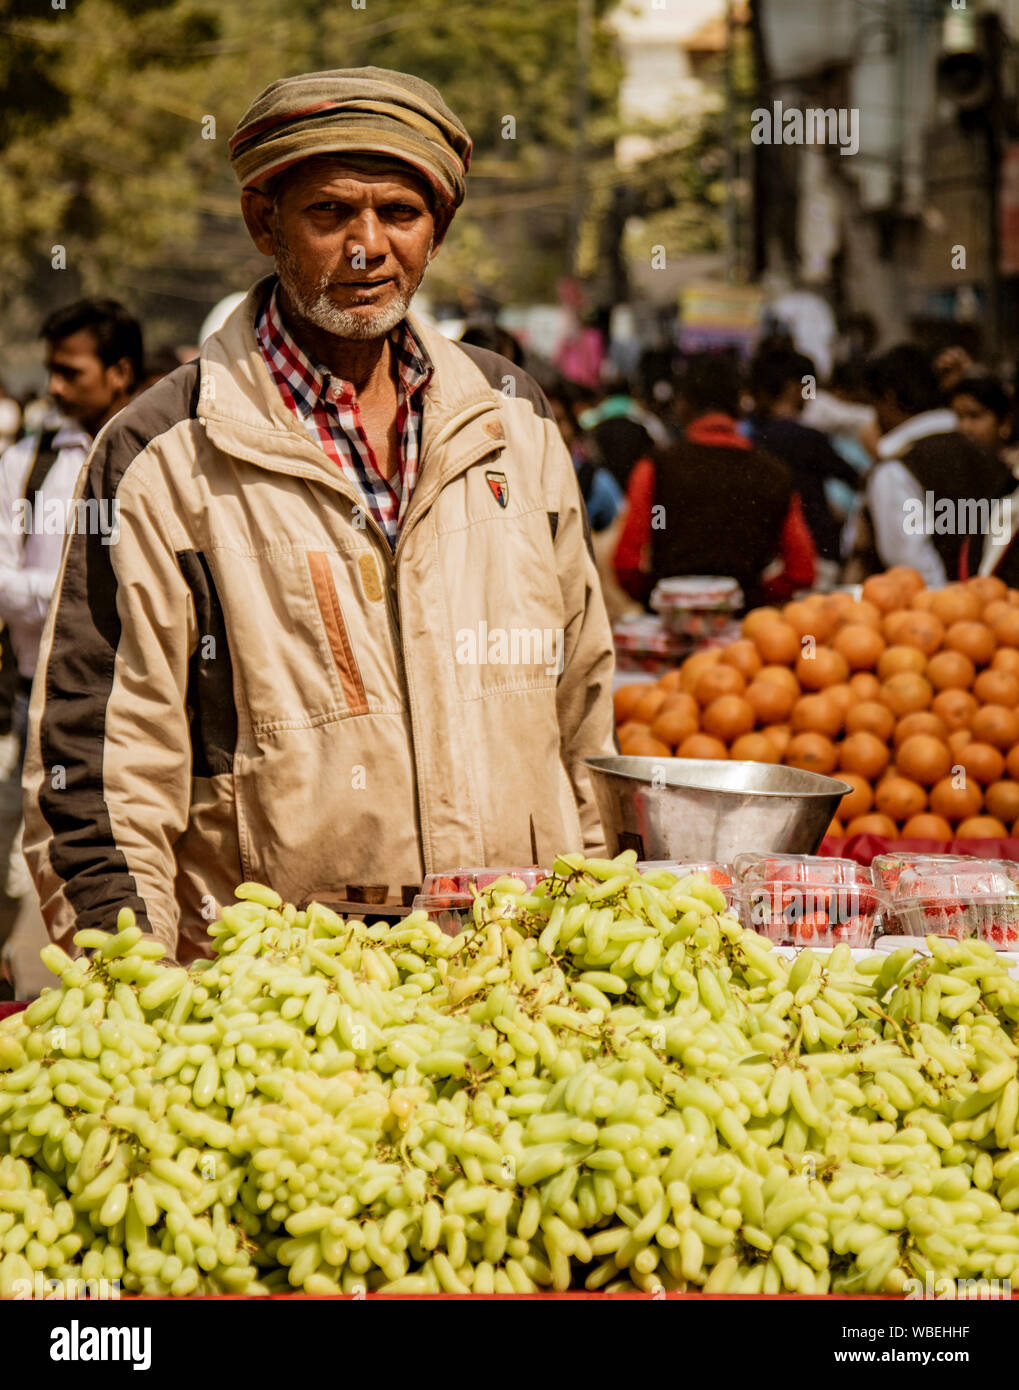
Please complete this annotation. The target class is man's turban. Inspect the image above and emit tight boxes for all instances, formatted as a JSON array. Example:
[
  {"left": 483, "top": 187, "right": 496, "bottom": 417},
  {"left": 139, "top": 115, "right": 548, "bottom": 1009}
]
[{"left": 229, "top": 66, "right": 472, "bottom": 209}]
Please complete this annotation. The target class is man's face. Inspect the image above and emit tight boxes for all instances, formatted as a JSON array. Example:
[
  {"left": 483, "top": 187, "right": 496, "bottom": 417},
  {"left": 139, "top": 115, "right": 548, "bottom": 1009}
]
[
  {"left": 45, "top": 330, "right": 128, "bottom": 435},
  {"left": 243, "top": 159, "right": 441, "bottom": 341}
]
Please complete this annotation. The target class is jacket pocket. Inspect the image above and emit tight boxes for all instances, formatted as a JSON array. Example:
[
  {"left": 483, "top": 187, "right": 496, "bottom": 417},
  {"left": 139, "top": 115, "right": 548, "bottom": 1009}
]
[{"left": 306, "top": 550, "right": 369, "bottom": 716}]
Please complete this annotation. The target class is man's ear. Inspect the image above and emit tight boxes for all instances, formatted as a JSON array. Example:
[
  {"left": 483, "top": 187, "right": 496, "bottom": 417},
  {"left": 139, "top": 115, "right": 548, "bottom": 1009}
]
[
  {"left": 240, "top": 188, "right": 277, "bottom": 257},
  {"left": 108, "top": 357, "right": 135, "bottom": 397},
  {"left": 429, "top": 207, "right": 454, "bottom": 257}
]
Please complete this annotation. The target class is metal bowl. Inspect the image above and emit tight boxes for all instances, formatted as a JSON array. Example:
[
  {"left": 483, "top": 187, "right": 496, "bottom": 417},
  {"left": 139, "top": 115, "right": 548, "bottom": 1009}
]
[{"left": 585, "top": 756, "right": 850, "bottom": 864}]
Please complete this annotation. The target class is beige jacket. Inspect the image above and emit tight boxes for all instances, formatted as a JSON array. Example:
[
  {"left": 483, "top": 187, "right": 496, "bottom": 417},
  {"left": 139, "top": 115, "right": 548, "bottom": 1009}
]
[{"left": 23, "top": 278, "right": 615, "bottom": 962}]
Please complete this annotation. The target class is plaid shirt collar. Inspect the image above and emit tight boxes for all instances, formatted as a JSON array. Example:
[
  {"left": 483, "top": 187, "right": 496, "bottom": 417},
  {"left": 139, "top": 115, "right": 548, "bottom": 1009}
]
[{"left": 256, "top": 280, "right": 433, "bottom": 546}]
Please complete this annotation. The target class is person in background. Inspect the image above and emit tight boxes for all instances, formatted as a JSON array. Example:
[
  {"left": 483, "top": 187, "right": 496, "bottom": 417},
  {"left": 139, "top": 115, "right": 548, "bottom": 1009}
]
[
  {"left": 545, "top": 377, "right": 622, "bottom": 533},
  {"left": 0, "top": 382, "right": 20, "bottom": 454},
  {"left": 576, "top": 374, "right": 668, "bottom": 494},
  {"left": 746, "top": 343, "right": 861, "bottom": 587},
  {"left": 858, "top": 345, "right": 1014, "bottom": 587},
  {"left": 948, "top": 373, "right": 1016, "bottom": 476},
  {"left": 612, "top": 353, "right": 815, "bottom": 611},
  {"left": 459, "top": 321, "right": 527, "bottom": 369},
  {"left": 0, "top": 298, "right": 143, "bottom": 997}
]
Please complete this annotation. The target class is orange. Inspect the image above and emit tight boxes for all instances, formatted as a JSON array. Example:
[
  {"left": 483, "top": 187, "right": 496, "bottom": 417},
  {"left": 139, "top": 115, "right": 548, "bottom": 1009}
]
[
  {"left": 758, "top": 664, "right": 801, "bottom": 696},
  {"left": 784, "top": 732, "right": 837, "bottom": 775},
  {"left": 791, "top": 692, "right": 843, "bottom": 738},
  {"left": 895, "top": 734, "right": 952, "bottom": 787},
  {"left": 762, "top": 724, "right": 792, "bottom": 759},
  {"left": 632, "top": 686, "right": 670, "bottom": 725},
  {"left": 992, "top": 647, "right": 1019, "bottom": 676},
  {"left": 968, "top": 574, "right": 1008, "bottom": 606},
  {"left": 973, "top": 668, "right": 1019, "bottom": 708},
  {"left": 885, "top": 610, "right": 944, "bottom": 656},
  {"left": 970, "top": 704, "right": 1019, "bottom": 751},
  {"left": 676, "top": 733, "right": 728, "bottom": 760},
  {"left": 983, "top": 599, "right": 1014, "bottom": 631},
  {"left": 741, "top": 607, "right": 783, "bottom": 641},
  {"left": 752, "top": 620, "right": 800, "bottom": 666},
  {"left": 838, "top": 772, "right": 874, "bottom": 821},
  {"left": 839, "top": 731, "right": 891, "bottom": 781},
  {"left": 901, "top": 813, "right": 953, "bottom": 839},
  {"left": 893, "top": 711, "right": 949, "bottom": 747},
  {"left": 729, "top": 732, "right": 780, "bottom": 764},
  {"left": 990, "top": 607, "right": 1019, "bottom": 648},
  {"left": 783, "top": 599, "right": 834, "bottom": 642},
  {"left": 985, "top": 780, "right": 1019, "bottom": 825},
  {"left": 885, "top": 566, "right": 926, "bottom": 599},
  {"left": 678, "top": 648, "right": 722, "bottom": 695},
  {"left": 849, "top": 671, "right": 882, "bottom": 701},
  {"left": 1006, "top": 743, "right": 1019, "bottom": 780},
  {"left": 617, "top": 720, "right": 650, "bottom": 742},
  {"left": 658, "top": 669, "right": 684, "bottom": 692},
  {"left": 955, "top": 741, "right": 1005, "bottom": 786},
  {"left": 719, "top": 640, "right": 763, "bottom": 682},
  {"left": 614, "top": 684, "right": 649, "bottom": 722},
  {"left": 911, "top": 588, "right": 937, "bottom": 611},
  {"left": 880, "top": 672, "right": 933, "bottom": 718},
  {"left": 701, "top": 695, "right": 755, "bottom": 742},
  {"left": 929, "top": 776, "right": 983, "bottom": 823},
  {"left": 845, "top": 701, "right": 895, "bottom": 742},
  {"left": 746, "top": 679, "right": 797, "bottom": 725},
  {"left": 932, "top": 688, "right": 978, "bottom": 731},
  {"left": 931, "top": 583, "right": 982, "bottom": 627},
  {"left": 832, "top": 623, "right": 886, "bottom": 671},
  {"left": 693, "top": 665, "right": 746, "bottom": 708},
  {"left": 827, "top": 817, "right": 846, "bottom": 837},
  {"left": 661, "top": 690, "right": 699, "bottom": 721},
  {"left": 877, "top": 645, "right": 927, "bottom": 681},
  {"left": 795, "top": 646, "right": 850, "bottom": 691},
  {"left": 956, "top": 815, "right": 1008, "bottom": 838},
  {"left": 650, "top": 704, "right": 699, "bottom": 748},
  {"left": 944, "top": 621, "right": 996, "bottom": 668},
  {"left": 837, "top": 598, "right": 884, "bottom": 630},
  {"left": 821, "top": 591, "right": 856, "bottom": 620},
  {"left": 862, "top": 573, "right": 905, "bottom": 613},
  {"left": 619, "top": 733, "right": 672, "bottom": 758},
  {"left": 875, "top": 776, "right": 927, "bottom": 823},
  {"left": 845, "top": 813, "right": 898, "bottom": 838},
  {"left": 926, "top": 650, "right": 976, "bottom": 692}
]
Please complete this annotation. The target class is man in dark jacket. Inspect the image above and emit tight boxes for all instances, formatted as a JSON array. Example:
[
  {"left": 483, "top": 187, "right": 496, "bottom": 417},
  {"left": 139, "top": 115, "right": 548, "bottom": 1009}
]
[
  {"left": 747, "top": 344, "right": 860, "bottom": 582},
  {"left": 862, "top": 345, "right": 1015, "bottom": 585},
  {"left": 612, "top": 354, "right": 814, "bottom": 610}
]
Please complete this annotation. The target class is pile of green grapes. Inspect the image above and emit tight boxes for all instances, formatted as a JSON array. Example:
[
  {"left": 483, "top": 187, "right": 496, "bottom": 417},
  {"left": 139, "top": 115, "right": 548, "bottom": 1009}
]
[{"left": 3, "top": 851, "right": 1019, "bottom": 1296}]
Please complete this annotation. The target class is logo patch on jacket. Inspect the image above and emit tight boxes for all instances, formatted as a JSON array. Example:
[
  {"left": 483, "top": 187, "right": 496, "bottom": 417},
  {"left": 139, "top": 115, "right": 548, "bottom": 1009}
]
[{"left": 486, "top": 471, "right": 508, "bottom": 508}]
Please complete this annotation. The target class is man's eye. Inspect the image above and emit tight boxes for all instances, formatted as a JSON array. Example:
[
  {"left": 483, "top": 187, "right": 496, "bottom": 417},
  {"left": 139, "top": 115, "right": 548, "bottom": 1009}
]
[{"left": 387, "top": 204, "right": 419, "bottom": 216}]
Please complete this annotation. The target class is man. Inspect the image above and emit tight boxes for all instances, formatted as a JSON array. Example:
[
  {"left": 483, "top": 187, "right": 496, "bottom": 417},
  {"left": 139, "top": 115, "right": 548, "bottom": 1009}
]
[
  {"left": 860, "top": 344, "right": 1014, "bottom": 586},
  {"left": 746, "top": 343, "right": 860, "bottom": 584},
  {"left": 0, "top": 299, "right": 142, "bottom": 994},
  {"left": 23, "top": 67, "right": 615, "bottom": 966},
  {"left": 611, "top": 353, "right": 814, "bottom": 611}
]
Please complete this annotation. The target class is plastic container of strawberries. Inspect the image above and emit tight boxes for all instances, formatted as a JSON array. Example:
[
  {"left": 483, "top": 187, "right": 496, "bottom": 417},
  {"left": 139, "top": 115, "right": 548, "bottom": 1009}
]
[
  {"left": 735, "top": 854, "right": 882, "bottom": 949},
  {"left": 412, "top": 867, "right": 547, "bottom": 936},
  {"left": 887, "top": 861, "right": 1019, "bottom": 948}
]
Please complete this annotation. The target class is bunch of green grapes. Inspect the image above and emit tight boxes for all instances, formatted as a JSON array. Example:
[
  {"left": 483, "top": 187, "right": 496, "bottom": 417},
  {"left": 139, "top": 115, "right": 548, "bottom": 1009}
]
[{"left": 2, "top": 853, "right": 1019, "bottom": 1296}]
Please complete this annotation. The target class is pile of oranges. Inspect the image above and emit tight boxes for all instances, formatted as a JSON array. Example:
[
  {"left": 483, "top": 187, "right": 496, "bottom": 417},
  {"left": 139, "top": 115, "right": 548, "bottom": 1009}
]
[{"left": 614, "top": 568, "right": 1019, "bottom": 840}]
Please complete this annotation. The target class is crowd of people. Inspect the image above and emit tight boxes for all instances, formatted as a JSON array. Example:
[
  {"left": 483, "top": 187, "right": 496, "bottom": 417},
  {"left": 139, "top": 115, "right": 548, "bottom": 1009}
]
[{"left": 536, "top": 334, "right": 1019, "bottom": 621}]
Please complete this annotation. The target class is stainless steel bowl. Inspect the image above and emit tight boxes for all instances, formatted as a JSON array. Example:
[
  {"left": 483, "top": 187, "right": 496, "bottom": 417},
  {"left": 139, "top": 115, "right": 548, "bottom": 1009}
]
[{"left": 585, "top": 756, "right": 851, "bottom": 864}]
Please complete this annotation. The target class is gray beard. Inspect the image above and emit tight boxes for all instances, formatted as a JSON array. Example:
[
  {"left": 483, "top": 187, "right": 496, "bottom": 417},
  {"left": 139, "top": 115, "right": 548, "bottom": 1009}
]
[{"left": 273, "top": 234, "right": 430, "bottom": 340}]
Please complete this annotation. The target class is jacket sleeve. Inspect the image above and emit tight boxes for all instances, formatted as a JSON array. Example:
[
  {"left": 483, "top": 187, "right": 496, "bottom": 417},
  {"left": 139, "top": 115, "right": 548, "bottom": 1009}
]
[
  {"left": 22, "top": 424, "right": 195, "bottom": 961},
  {"left": 545, "top": 415, "right": 618, "bottom": 854}
]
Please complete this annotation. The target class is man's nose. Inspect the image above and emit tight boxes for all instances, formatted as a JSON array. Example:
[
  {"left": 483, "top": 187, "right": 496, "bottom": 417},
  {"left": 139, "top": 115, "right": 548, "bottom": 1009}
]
[
  {"left": 343, "top": 210, "right": 388, "bottom": 265},
  {"left": 47, "top": 374, "right": 66, "bottom": 400}
]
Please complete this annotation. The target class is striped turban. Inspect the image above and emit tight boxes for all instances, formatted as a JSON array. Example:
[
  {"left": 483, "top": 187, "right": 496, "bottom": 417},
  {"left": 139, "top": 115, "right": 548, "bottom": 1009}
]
[{"left": 229, "top": 66, "right": 473, "bottom": 209}]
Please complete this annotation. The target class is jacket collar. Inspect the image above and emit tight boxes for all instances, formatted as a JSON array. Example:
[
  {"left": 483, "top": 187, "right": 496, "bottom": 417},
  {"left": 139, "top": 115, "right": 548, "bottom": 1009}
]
[
  {"left": 877, "top": 408, "right": 958, "bottom": 461},
  {"left": 198, "top": 275, "right": 504, "bottom": 499}
]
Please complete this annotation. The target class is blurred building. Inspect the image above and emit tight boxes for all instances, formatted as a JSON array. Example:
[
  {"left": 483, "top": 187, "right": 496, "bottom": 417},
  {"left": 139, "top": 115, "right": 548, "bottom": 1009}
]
[{"left": 754, "top": 0, "right": 1019, "bottom": 364}]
